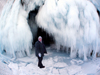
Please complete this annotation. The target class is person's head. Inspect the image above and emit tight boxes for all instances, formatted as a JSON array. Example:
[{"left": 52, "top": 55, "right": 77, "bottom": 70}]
[{"left": 38, "top": 36, "right": 42, "bottom": 42}]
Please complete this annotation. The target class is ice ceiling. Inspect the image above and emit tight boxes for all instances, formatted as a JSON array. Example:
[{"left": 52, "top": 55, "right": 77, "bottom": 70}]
[{"left": 0, "top": 0, "right": 100, "bottom": 60}]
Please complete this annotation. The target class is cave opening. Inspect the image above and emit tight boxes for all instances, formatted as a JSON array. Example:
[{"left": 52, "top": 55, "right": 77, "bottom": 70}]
[
  {"left": 97, "top": 10, "right": 100, "bottom": 16},
  {"left": 34, "top": 28, "right": 55, "bottom": 46},
  {"left": 28, "top": 6, "right": 55, "bottom": 47}
]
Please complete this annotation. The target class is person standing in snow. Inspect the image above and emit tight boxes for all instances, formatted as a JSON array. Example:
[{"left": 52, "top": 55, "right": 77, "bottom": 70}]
[{"left": 35, "top": 36, "right": 47, "bottom": 68}]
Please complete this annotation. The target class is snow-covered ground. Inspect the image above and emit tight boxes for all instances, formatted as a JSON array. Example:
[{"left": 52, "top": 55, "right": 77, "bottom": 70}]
[{"left": 0, "top": 48, "right": 100, "bottom": 75}]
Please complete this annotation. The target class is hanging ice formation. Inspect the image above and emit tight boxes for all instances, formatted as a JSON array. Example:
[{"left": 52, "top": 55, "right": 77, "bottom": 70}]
[
  {"left": 0, "top": 0, "right": 100, "bottom": 60},
  {"left": 89, "top": 0, "right": 100, "bottom": 16}
]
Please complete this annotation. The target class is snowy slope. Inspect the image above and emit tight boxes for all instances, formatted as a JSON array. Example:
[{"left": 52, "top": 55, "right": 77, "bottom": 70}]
[{"left": 0, "top": 49, "right": 100, "bottom": 75}]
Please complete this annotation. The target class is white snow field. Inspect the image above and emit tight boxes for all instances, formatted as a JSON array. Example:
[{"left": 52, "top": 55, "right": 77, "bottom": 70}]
[{"left": 0, "top": 49, "right": 100, "bottom": 75}]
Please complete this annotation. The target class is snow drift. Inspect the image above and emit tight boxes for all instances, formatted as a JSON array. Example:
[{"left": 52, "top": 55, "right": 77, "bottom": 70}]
[{"left": 0, "top": 0, "right": 100, "bottom": 60}]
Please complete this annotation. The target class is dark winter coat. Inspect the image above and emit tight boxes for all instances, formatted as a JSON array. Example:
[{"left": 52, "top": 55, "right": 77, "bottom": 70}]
[{"left": 35, "top": 41, "right": 47, "bottom": 57}]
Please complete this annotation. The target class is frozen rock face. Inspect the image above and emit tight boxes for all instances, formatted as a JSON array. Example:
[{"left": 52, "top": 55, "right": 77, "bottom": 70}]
[
  {"left": 36, "top": 0, "right": 100, "bottom": 60},
  {"left": 0, "top": 0, "right": 100, "bottom": 60}
]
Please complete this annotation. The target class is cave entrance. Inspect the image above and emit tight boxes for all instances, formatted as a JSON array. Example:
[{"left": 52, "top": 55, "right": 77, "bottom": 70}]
[
  {"left": 28, "top": 6, "right": 55, "bottom": 46},
  {"left": 97, "top": 10, "right": 100, "bottom": 16},
  {"left": 33, "top": 27, "right": 55, "bottom": 46}
]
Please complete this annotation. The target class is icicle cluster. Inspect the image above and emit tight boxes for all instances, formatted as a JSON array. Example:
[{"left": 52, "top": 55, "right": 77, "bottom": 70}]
[
  {"left": 36, "top": 0, "right": 100, "bottom": 60},
  {"left": 0, "top": 0, "right": 32, "bottom": 57},
  {"left": 0, "top": 0, "right": 100, "bottom": 60},
  {"left": 0, "top": 0, "right": 45, "bottom": 58}
]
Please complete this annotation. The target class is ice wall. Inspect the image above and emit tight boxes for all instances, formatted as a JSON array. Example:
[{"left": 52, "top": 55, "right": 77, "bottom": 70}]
[
  {"left": 0, "top": 0, "right": 7, "bottom": 16},
  {"left": 90, "top": 0, "right": 100, "bottom": 12},
  {"left": 0, "top": 0, "right": 100, "bottom": 60},
  {"left": 0, "top": 0, "right": 33, "bottom": 58},
  {"left": 90, "top": 0, "right": 100, "bottom": 16},
  {"left": 21, "top": 0, "right": 44, "bottom": 12},
  {"left": 0, "top": 0, "right": 45, "bottom": 58},
  {"left": 36, "top": 0, "right": 100, "bottom": 60}
]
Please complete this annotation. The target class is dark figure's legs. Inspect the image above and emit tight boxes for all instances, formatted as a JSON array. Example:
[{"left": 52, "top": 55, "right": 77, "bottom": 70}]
[{"left": 38, "top": 56, "right": 44, "bottom": 68}]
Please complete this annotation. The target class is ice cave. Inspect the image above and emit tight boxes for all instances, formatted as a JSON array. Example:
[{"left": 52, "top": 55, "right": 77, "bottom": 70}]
[{"left": 0, "top": 0, "right": 100, "bottom": 61}]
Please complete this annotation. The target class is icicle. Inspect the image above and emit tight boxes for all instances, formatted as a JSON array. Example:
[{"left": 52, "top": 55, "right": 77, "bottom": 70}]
[
  {"left": 93, "top": 40, "right": 98, "bottom": 58},
  {"left": 83, "top": 46, "right": 88, "bottom": 61},
  {"left": 70, "top": 46, "right": 77, "bottom": 58},
  {"left": 56, "top": 43, "right": 60, "bottom": 52},
  {"left": 36, "top": 0, "right": 100, "bottom": 60}
]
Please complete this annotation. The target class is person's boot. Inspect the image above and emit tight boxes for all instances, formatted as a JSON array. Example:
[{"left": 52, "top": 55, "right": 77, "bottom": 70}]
[
  {"left": 40, "top": 66, "right": 45, "bottom": 68},
  {"left": 38, "top": 65, "right": 40, "bottom": 68}
]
